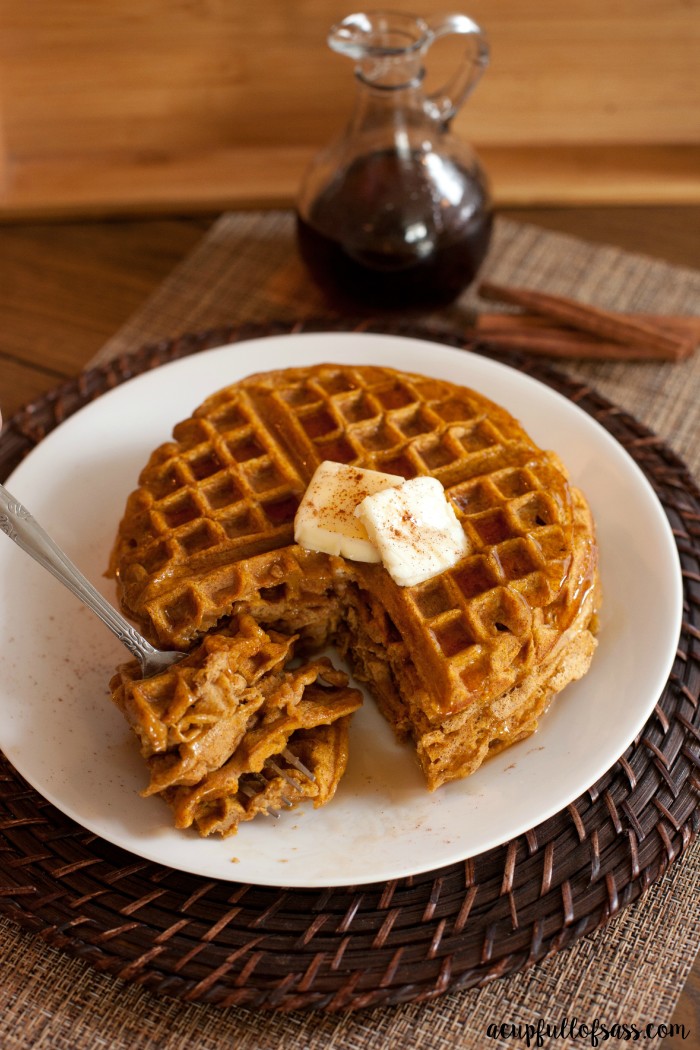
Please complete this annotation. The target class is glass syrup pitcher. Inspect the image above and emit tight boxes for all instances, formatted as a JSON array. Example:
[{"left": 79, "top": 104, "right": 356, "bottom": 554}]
[{"left": 296, "top": 10, "right": 492, "bottom": 310}]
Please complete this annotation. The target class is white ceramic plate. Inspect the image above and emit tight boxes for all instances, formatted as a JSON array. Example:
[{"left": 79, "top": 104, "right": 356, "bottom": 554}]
[{"left": 0, "top": 333, "right": 682, "bottom": 888}]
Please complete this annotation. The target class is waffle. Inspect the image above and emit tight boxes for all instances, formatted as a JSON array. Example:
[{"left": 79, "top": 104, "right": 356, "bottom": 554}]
[
  {"left": 110, "top": 614, "right": 362, "bottom": 835},
  {"left": 110, "top": 363, "right": 600, "bottom": 794}
]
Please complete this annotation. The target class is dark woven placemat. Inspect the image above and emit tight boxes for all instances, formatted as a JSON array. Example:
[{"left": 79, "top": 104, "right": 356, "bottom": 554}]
[{"left": 0, "top": 319, "right": 698, "bottom": 1013}]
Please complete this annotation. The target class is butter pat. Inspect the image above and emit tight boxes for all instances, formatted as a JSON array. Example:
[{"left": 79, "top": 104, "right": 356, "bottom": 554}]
[
  {"left": 294, "top": 461, "right": 404, "bottom": 562},
  {"left": 356, "top": 476, "right": 468, "bottom": 587}
]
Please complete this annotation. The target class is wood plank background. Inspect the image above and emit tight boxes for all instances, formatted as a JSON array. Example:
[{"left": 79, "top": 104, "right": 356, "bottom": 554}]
[{"left": 1, "top": 0, "right": 699, "bottom": 216}]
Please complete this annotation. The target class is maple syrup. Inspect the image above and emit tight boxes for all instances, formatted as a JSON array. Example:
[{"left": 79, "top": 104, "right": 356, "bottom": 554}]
[
  {"left": 295, "top": 11, "right": 493, "bottom": 310},
  {"left": 297, "top": 148, "right": 492, "bottom": 309}
]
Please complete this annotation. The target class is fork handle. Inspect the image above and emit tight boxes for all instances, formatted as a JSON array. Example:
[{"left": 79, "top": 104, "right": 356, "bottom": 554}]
[{"left": 0, "top": 482, "right": 160, "bottom": 665}]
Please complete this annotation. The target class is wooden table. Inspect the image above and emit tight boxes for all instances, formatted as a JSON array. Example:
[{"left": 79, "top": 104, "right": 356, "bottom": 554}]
[{"left": 0, "top": 205, "right": 698, "bottom": 1042}]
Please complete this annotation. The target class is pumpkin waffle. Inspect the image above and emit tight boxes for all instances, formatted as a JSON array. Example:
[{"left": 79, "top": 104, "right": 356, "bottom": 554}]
[
  {"left": 110, "top": 613, "right": 362, "bottom": 834},
  {"left": 109, "top": 363, "right": 599, "bottom": 795}
]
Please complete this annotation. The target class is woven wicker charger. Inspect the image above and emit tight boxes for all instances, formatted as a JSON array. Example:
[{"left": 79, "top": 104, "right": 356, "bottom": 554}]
[{"left": 0, "top": 319, "right": 698, "bottom": 1013}]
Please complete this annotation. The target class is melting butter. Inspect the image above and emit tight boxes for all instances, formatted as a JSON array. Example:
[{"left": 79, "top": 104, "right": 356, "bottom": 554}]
[
  {"left": 356, "top": 476, "right": 468, "bottom": 587},
  {"left": 295, "top": 461, "right": 468, "bottom": 587}
]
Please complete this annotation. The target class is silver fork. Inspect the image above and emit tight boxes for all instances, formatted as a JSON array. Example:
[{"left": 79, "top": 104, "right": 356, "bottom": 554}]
[
  {"left": 0, "top": 481, "right": 316, "bottom": 807},
  {"left": 0, "top": 482, "right": 185, "bottom": 677}
]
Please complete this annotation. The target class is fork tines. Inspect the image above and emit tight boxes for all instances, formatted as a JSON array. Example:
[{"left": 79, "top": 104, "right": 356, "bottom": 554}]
[{"left": 281, "top": 747, "right": 316, "bottom": 783}]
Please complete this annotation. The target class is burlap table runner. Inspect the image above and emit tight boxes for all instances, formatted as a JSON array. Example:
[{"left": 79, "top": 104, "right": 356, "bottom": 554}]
[{"left": 1, "top": 213, "right": 698, "bottom": 1049}]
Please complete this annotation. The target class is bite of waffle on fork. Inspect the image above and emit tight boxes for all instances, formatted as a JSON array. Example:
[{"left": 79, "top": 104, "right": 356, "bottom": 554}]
[
  {"left": 110, "top": 614, "right": 362, "bottom": 835},
  {"left": 109, "top": 363, "right": 600, "bottom": 834}
]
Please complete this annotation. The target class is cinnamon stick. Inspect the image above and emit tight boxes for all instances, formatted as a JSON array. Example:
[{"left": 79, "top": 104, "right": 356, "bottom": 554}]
[
  {"left": 477, "top": 282, "right": 695, "bottom": 360},
  {"left": 477, "top": 311, "right": 700, "bottom": 341},
  {"left": 473, "top": 326, "right": 685, "bottom": 361}
]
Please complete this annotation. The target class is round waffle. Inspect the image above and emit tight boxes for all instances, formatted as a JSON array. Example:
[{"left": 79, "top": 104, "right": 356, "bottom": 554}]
[{"left": 110, "top": 364, "right": 600, "bottom": 794}]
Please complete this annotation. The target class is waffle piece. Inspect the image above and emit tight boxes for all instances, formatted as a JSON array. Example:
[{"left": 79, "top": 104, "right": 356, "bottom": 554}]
[
  {"left": 110, "top": 613, "right": 363, "bottom": 833},
  {"left": 110, "top": 363, "right": 600, "bottom": 790}
]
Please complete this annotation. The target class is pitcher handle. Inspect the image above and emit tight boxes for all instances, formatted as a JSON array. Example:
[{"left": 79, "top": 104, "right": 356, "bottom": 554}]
[{"left": 424, "top": 13, "right": 489, "bottom": 125}]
